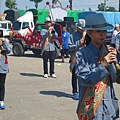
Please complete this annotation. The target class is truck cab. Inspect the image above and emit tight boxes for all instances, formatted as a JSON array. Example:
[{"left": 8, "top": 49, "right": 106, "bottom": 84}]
[
  {"left": 12, "top": 11, "right": 34, "bottom": 35},
  {"left": 12, "top": 20, "right": 34, "bottom": 35},
  {"left": 0, "top": 20, "right": 12, "bottom": 38}
]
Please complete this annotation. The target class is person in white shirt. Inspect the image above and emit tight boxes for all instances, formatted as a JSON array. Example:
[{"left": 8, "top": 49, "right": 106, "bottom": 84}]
[{"left": 111, "top": 24, "right": 120, "bottom": 45}]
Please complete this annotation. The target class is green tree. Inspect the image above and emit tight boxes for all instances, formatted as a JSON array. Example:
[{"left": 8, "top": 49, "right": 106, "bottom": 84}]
[
  {"left": 105, "top": 6, "right": 117, "bottom": 12},
  {"left": 5, "top": 0, "right": 17, "bottom": 9},
  {"left": 30, "top": 0, "right": 42, "bottom": 9},
  {"left": 98, "top": 3, "right": 105, "bottom": 11},
  {"left": 97, "top": 2, "right": 117, "bottom": 11}
]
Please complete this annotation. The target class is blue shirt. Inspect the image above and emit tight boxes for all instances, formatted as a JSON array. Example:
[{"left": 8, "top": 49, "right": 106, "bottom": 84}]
[
  {"left": 68, "top": 31, "right": 82, "bottom": 55},
  {"left": 76, "top": 42, "right": 119, "bottom": 119},
  {"left": 62, "top": 31, "right": 70, "bottom": 49}
]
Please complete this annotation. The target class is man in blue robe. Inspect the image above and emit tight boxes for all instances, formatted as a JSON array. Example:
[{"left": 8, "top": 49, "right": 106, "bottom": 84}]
[
  {"left": 76, "top": 13, "right": 119, "bottom": 120},
  {"left": 68, "top": 19, "right": 85, "bottom": 100}
]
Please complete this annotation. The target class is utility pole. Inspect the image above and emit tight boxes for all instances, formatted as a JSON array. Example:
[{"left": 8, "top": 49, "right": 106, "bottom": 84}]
[
  {"left": 119, "top": 0, "right": 120, "bottom": 12},
  {"left": 104, "top": 0, "right": 106, "bottom": 11},
  {"left": 69, "top": 0, "right": 73, "bottom": 10}
]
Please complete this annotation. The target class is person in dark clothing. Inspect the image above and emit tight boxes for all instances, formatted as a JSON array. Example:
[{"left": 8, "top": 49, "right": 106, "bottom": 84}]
[
  {"left": 0, "top": 38, "right": 11, "bottom": 109},
  {"left": 68, "top": 19, "right": 85, "bottom": 100},
  {"left": 41, "top": 17, "right": 58, "bottom": 78}
]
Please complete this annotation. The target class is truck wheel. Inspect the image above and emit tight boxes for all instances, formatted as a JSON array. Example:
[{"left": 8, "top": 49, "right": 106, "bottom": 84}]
[
  {"left": 12, "top": 42, "right": 24, "bottom": 56},
  {"left": 55, "top": 46, "right": 60, "bottom": 58},
  {"left": 32, "top": 49, "right": 41, "bottom": 56}
]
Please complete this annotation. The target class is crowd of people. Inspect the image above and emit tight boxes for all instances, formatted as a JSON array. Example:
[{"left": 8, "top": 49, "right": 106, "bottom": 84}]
[{"left": 0, "top": 11, "right": 120, "bottom": 120}]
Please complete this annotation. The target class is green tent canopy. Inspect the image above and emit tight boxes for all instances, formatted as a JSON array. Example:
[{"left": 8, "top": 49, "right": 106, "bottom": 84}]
[{"left": 19, "top": 9, "right": 84, "bottom": 23}]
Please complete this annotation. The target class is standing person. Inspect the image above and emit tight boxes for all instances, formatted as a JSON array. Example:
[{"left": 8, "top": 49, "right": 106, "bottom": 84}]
[
  {"left": 41, "top": 17, "right": 57, "bottom": 78},
  {"left": 68, "top": 19, "right": 85, "bottom": 100},
  {"left": 115, "top": 31, "right": 120, "bottom": 51},
  {"left": 52, "top": 0, "right": 62, "bottom": 8},
  {"left": 61, "top": 26, "right": 70, "bottom": 63},
  {"left": 0, "top": 37, "right": 11, "bottom": 109},
  {"left": 111, "top": 24, "right": 120, "bottom": 46},
  {"left": 76, "top": 13, "right": 119, "bottom": 120}
]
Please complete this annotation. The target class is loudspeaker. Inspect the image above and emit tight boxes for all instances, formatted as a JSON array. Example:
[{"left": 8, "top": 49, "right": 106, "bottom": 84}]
[
  {"left": 65, "top": 21, "right": 76, "bottom": 34},
  {"left": 64, "top": 17, "right": 74, "bottom": 22},
  {"left": 4, "top": 9, "right": 20, "bottom": 23},
  {"left": 55, "top": 21, "right": 76, "bottom": 35}
]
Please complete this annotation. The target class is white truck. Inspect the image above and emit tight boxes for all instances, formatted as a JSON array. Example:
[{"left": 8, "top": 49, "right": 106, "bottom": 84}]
[
  {"left": 0, "top": 20, "right": 12, "bottom": 38},
  {"left": 12, "top": 11, "right": 34, "bottom": 35}
]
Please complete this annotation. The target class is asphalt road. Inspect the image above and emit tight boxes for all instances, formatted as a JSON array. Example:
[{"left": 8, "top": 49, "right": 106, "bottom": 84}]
[{"left": 0, "top": 51, "right": 120, "bottom": 120}]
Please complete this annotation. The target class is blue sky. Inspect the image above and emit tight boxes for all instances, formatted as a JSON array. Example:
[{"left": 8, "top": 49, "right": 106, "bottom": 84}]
[{"left": 0, "top": 0, "right": 119, "bottom": 13}]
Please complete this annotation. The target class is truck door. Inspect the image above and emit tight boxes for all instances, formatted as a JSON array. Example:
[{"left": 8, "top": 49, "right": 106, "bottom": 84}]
[{"left": 30, "top": 24, "right": 43, "bottom": 49}]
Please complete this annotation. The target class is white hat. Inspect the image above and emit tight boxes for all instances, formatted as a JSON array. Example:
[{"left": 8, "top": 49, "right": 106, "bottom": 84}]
[
  {"left": 83, "top": 13, "right": 113, "bottom": 30},
  {"left": 45, "top": 17, "right": 51, "bottom": 23},
  {"left": 115, "top": 24, "right": 119, "bottom": 27},
  {"left": 76, "top": 19, "right": 85, "bottom": 29}
]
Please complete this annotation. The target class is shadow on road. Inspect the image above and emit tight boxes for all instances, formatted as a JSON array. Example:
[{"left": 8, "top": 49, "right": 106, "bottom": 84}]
[
  {"left": 40, "top": 91, "right": 73, "bottom": 98},
  {"left": 20, "top": 73, "right": 43, "bottom": 77}
]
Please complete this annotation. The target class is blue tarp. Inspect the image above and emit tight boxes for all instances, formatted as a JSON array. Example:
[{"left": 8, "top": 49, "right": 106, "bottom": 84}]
[
  {"left": 78, "top": 11, "right": 96, "bottom": 19},
  {"left": 97, "top": 11, "right": 114, "bottom": 26},
  {"left": 114, "top": 12, "right": 120, "bottom": 24}
]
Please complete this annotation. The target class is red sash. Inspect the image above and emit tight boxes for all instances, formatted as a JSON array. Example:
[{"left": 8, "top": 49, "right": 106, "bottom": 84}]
[{"left": 77, "top": 46, "right": 110, "bottom": 120}]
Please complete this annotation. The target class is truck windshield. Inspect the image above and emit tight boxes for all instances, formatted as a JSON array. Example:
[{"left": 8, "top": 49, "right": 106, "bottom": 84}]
[
  {"left": 13, "top": 21, "right": 21, "bottom": 30},
  {"left": 22, "top": 22, "right": 29, "bottom": 29},
  {"left": 0, "top": 23, "right": 7, "bottom": 29}
]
